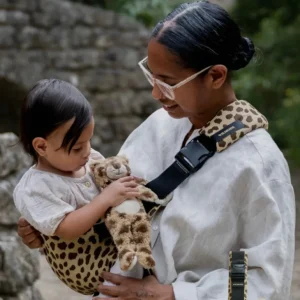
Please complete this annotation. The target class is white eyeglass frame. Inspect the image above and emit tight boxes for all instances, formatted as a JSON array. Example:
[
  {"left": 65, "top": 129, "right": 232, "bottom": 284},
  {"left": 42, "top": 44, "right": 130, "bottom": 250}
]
[{"left": 138, "top": 56, "right": 212, "bottom": 100}]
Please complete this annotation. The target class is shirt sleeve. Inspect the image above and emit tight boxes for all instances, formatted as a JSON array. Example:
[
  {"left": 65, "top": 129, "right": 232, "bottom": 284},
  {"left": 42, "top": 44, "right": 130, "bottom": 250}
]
[
  {"left": 171, "top": 180, "right": 295, "bottom": 300},
  {"left": 14, "top": 176, "right": 76, "bottom": 236}
]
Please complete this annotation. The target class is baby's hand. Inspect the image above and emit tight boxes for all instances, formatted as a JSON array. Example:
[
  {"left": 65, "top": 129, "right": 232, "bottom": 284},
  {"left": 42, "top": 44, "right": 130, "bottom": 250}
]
[{"left": 101, "top": 176, "right": 140, "bottom": 207}]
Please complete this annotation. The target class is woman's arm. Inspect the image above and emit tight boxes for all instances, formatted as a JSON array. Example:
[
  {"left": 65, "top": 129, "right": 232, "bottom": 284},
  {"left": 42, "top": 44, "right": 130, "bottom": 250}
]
[{"left": 170, "top": 180, "right": 295, "bottom": 300}]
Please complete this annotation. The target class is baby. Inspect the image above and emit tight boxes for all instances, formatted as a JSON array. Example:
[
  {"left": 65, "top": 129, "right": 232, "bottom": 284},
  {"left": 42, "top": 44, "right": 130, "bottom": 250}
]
[{"left": 13, "top": 79, "right": 144, "bottom": 297}]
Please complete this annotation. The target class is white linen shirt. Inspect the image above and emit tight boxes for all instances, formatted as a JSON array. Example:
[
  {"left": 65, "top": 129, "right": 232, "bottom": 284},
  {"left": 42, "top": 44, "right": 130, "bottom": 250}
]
[{"left": 118, "top": 108, "right": 296, "bottom": 300}]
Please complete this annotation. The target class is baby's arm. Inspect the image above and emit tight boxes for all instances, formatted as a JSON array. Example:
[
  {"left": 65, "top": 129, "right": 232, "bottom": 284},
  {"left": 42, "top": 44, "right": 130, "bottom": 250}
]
[
  {"left": 55, "top": 176, "right": 140, "bottom": 240},
  {"left": 55, "top": 193, "right": 110, "bottom": 240}
]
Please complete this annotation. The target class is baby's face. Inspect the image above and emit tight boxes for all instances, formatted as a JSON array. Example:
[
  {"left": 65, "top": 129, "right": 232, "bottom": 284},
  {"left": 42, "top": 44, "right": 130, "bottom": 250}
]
[{"left": 44, "top": 118, "right": 94, "bottom": 173}]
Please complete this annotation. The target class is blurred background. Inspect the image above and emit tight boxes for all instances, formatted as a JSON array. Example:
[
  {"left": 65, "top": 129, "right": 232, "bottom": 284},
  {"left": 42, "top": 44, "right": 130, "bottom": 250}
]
[{"left": 0, "top": 0, "right": 299, "bottom": 299}]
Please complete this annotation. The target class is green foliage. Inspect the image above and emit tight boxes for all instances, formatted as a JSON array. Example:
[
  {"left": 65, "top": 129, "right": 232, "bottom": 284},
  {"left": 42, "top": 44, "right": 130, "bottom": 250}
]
[
  {"left": 232, "top": 0, "right": 300, "bottom": 34},
  {"left": 232, "top": 1, "right": 300, "bottom": 165},
  {"left": 277, "top": 89, "right": 300, "bottom": 166}
]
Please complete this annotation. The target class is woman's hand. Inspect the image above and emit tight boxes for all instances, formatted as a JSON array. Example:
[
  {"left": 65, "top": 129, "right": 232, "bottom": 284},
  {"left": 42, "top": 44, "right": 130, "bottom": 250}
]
[
  {"left": 17, "top": 217, "right": 43, "bottom": 249},
  {"left": 94, "top": 272, "right": 175, "bottom": 300}
]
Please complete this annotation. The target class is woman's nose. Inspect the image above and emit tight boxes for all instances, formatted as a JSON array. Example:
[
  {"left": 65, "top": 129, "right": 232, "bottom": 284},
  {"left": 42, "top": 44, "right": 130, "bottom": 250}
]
[{"left": 152, "top": 83, "right": 164, "bottom": 100}]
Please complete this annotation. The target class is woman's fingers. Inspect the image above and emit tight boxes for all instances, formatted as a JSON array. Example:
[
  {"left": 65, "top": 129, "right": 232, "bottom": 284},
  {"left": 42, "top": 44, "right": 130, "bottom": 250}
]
[
  {"left": 17, "top": 217, "right": 43, "bottom": 249},
  {"left": 23, "top": 231, "right": 38, "bottom": 244},
  {"left": 96, "top": 283, "right": 123, "bottom": 297},
  {"left": 17, "top": 217, "right": 30, "bottom": 227},
  {"left": 101, "top": 272, "right": 124, "bottom": 285},
  {"left": 18, "top": 224, "right": 35, "bottom": 236},
  {"left": 27, "top": 237, "right": 43, "bottom": 249},
  {"left": 23, "top": 232, "right": 43, "bottom": 248},
  {"left": 17, "top": 217, "right": 35, "bottom": 236}
]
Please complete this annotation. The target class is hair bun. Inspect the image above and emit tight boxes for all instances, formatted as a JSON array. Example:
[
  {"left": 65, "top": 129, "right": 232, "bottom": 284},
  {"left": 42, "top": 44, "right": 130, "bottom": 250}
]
[
  {"left": 230, "top": 37, "right": 255, "bottom": 70},
  {"left": 243, "top": 37, "right": 255, "bottom": 58}
]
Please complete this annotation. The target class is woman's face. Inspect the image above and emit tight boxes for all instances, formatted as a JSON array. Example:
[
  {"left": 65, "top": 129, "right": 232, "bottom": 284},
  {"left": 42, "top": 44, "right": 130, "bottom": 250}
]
[{"left": 147, "top": 39, "right": 227, "bottom": 122}]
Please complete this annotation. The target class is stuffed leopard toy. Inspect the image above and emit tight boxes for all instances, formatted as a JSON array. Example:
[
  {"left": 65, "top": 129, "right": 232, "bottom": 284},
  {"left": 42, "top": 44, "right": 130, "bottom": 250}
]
[{"left": 89, "top": 155, "right": 166, "bottom": 271}]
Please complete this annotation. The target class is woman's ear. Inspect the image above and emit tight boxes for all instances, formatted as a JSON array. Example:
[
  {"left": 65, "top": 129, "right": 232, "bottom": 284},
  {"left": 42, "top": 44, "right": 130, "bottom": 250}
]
[
  {"left": 32, "top": 137, "right": 47, "bottom": 157},
  {"left": 207, "top": 65, "right": 228, "bottom": 89}
]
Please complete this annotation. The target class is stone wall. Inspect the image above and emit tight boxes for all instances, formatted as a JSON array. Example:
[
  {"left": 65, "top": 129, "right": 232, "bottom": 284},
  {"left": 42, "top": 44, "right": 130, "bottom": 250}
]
[
  {"left": 0, "top": 133, "right": 42, "bottom": 300},
  {"left": 0, "top": 0, "right": 159, "bottom": 156}
]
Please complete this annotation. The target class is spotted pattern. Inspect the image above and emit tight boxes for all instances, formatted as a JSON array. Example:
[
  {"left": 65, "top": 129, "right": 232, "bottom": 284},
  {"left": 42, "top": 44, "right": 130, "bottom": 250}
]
[
  {"left": 41, "top": 222, "right": 116, "bottom": 295},
  {"left": 201, "top": 100, "right": 268, "bottom": 152}
]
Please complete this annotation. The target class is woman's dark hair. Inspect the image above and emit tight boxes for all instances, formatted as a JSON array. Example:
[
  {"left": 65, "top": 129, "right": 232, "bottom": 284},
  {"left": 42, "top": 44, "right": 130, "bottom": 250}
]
[
  {"left": 152, "top": 1, "right": 255, "bottom": 71},
  {"left": 20, "top": 78, "right": 92, "bottom": 161}
]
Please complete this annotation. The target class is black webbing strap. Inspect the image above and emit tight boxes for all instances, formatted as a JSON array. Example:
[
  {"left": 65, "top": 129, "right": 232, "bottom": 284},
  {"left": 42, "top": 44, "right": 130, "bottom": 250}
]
[
  {"left": 145, "top": 120, "right": 245, "bottom": 201},
  {"left": 145, "top": 134, "right": 216, "bottom": 199},
  {"left": 230, "top": 251, "right": 247, "bottom": 300}
]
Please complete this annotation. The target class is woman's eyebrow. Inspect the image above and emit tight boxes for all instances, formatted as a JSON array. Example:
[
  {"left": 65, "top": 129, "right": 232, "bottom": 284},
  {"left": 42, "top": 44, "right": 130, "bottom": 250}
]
[
  {"left": 156, "top": 74, "right": 176, "bottom": 79},
  {"left": 146, "top": 63, "right": 176, "bottom": 79}
]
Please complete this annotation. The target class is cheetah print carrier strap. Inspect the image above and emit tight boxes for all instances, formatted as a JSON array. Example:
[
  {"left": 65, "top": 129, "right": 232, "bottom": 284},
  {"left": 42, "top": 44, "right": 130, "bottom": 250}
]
[
  {"left": 200, "top": 99, "right": 268, "bottom": 152},
  {"left": 228, "top": 251, "right": 248, "bottom": 300},
  {"left": 146, "top": 99, "right": 268, "bottom": 199}
]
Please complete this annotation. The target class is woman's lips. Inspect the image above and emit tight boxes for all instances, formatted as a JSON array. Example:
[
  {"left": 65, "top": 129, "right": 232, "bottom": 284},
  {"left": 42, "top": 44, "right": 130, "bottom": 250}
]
[{"left": 163, "top": 103, "right": 179, "bottom": 111}]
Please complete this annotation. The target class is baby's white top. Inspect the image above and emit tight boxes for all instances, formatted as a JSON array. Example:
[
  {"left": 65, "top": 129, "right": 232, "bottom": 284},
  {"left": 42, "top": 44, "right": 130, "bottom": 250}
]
[{"left": 13, "top": 149, "right": 103, "bottom": 236}]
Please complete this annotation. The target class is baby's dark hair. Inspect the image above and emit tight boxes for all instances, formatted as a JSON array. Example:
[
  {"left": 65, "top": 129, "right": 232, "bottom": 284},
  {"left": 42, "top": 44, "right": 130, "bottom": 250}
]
[
  {"left": 152, "top": 1, "right": 255, "bottom": 72},
  {"left": 20, "top": 79, "right": 93, "bottom": 161}
]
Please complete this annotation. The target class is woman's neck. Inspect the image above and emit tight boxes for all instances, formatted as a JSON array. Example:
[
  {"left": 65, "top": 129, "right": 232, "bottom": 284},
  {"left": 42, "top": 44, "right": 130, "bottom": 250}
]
[{"left": 189, "top": 87, "right": 236, "bottom": 129}]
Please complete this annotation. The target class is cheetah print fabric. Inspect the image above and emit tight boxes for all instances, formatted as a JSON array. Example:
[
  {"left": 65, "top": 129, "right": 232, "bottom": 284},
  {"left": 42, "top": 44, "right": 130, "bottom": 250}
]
[
  {"left": 41, "top": 221, "right": 116, "bottom": 295},
  {"left": 42, "top": 210, "right": 160, "bottom": 295},
  {"left": 228, "top": 251, "right": 248, "bottom": 300},
  {"left": 41, "top": 100, "right": 267, "bottom": 296},
  {"left": 200, "top": 100, "right": 268, "bottom": 152}
]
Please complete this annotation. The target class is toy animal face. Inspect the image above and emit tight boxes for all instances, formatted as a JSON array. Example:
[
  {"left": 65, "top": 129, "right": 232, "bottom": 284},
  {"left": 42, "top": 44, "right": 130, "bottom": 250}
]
[
  {"left": 106, "top": 160, "right": 129, "bottom": 180},
  {"left": 90, "top": 156, "right": 131, "bottom": 187}
]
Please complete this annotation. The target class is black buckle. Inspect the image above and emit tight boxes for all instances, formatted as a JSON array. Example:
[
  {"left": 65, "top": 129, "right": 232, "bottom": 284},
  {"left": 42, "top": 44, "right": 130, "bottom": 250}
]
[
  {"left": 175, "top": 135, "right": 216, "bottom": 173},
  {"left": 230, "top": 263, "right": 245, "bottom": 282}
]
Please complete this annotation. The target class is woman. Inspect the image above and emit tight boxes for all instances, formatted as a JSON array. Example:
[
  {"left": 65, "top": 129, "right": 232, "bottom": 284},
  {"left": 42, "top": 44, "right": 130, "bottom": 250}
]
[{"left": 17, "top": 1, "right": 295, "bottom": 299}]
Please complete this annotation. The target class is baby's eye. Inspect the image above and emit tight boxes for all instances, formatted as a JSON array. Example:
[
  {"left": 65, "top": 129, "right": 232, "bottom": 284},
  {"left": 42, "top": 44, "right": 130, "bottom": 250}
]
[{"left": 73, "top": 148, "right": 82, "bottom": 153}]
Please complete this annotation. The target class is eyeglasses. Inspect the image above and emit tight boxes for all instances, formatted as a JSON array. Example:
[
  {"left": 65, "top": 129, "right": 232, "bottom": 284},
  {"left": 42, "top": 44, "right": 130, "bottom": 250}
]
[{"left": 138, "top": 56, "right": 212, "bottom": 100}]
